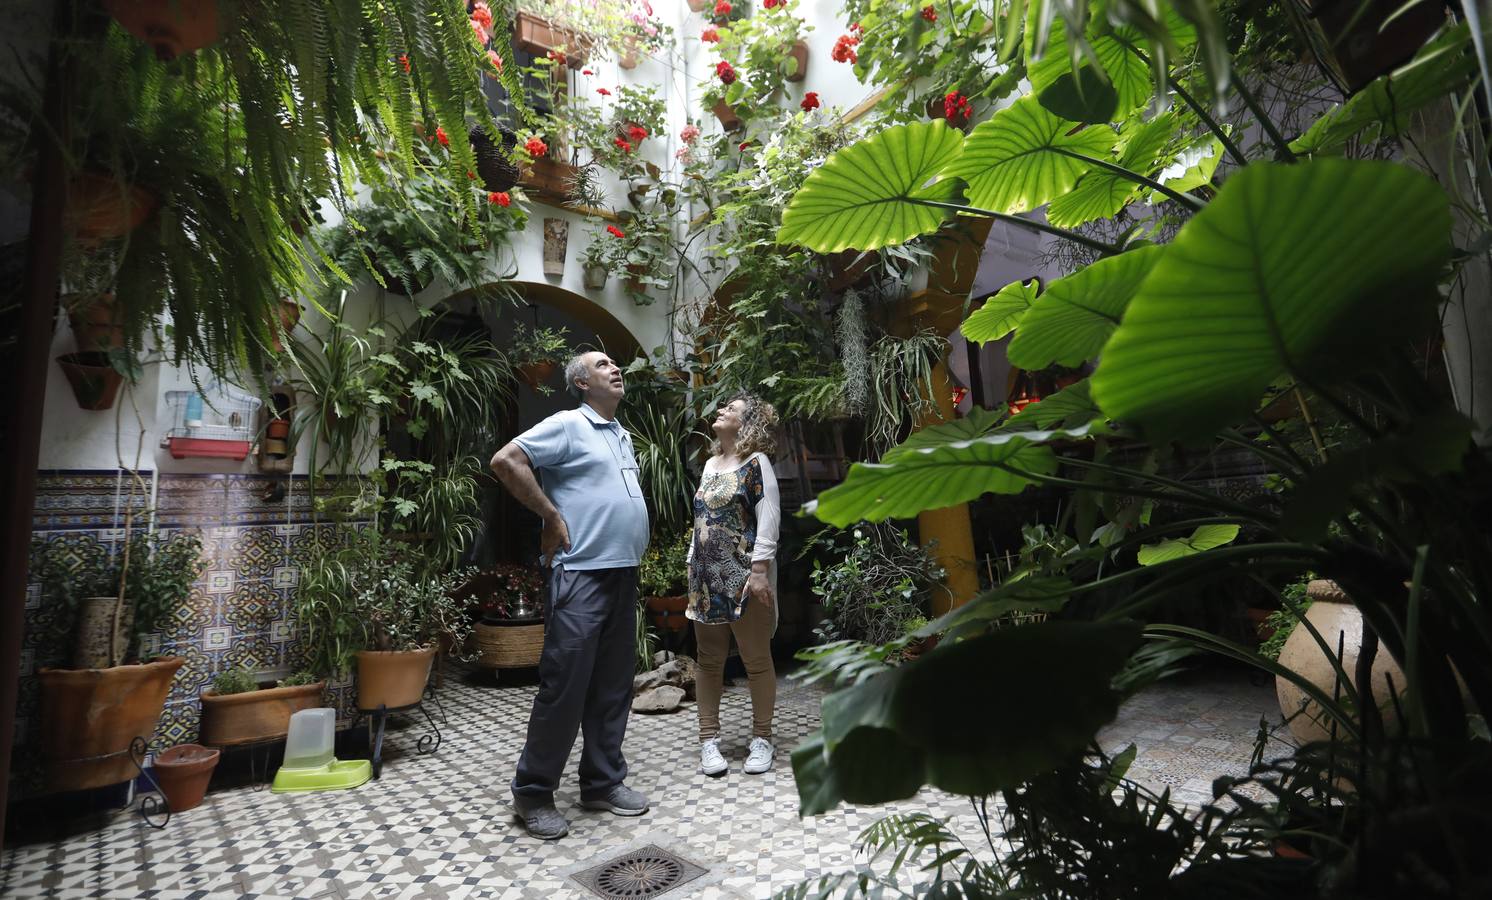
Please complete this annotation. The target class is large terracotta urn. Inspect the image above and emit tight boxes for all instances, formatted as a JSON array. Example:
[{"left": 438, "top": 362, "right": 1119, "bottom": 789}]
[{"left": 1275, "top": 580, "right": 1404, "bottom": 746}]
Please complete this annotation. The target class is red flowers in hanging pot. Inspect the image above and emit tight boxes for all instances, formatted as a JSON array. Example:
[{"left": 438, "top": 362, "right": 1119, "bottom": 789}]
[
  {"left": 702, "top": 27, "right": 720, "bottom": 43},
  {"left": 614, "top": 137, "right": 634, "bottom": 154},
  {"left": 832, "top": 33, "right": 860, "bottom": 64},
  {"left": 715, "top": 60, "right": 737, "bottom": 84},
  {"left": 524, "top": 136, "right": 549, "bottom": 157},
  {"left": 488, "top": 191, "right": 511, "bottom": 206},
  {"left": 943, "top": 90, "right": 973, "bottom": 126},
  {"left": 714, "top": 0, "right": 732, "bottom": 16},
  {"left": 627, "top": 124, "right": 649, "bottom": 143},
  {"left": 397, "top": 53, "right": 411, "bottom": 73}
]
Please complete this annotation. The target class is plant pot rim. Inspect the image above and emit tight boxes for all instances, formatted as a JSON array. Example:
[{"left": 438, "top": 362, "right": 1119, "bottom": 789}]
[
  {"left": 154, "top": 743, "right": 221, "bottom": 768},
  {"left": 356, "top": 645, "right": 437, "bottom": 659},
  {"left": 200, "top": 680, "right": 326, "bottom": 705},
  {"left": 478, "top": 616, "right": 544, "bottom": 626},
  {"left": 39, "top": 655, "right": 185, "bottom": 678}
]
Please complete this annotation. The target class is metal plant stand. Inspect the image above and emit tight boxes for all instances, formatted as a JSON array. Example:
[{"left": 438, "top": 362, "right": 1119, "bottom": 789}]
[
  {"left": 127, "top": 736, "right": 171, "bottom": 828},
  {"left": 350, "top": 683, "right": 444, "bottom": 780}
]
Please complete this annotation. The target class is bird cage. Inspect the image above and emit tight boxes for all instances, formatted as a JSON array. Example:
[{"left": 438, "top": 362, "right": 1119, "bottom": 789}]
[{"left": 163, "top": 381, "right": 262, "bottom": 460}]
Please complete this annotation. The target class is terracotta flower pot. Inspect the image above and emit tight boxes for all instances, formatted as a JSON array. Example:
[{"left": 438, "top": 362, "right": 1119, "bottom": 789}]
[
  {"left": 1275, "top": 580, "right": 1406, "bottom": 746},
  {"left": 687, "top": 0, "right": 707, "bottom": 11},
  {"left": 37, "top": 657, "right": 185, "bottom": 792},
  {"left": 266, "top": 418, "right": 291, "bottom": 440},
  {"left": 625, "top": 262, "right": 650, "bottom": 294},
  {"left": 56, "top": 352, "right": 124, "bottom": 411},
  {"left": 712, "top": 99, "right": 743, "bottom": 132},
  {"left": 66, "top": 293, "right": 124, "bottom": 352},
  {"left": 103, "top": 0, "right": 220, "bottom": 60},
  {"left": 356, "top": 646, "right": 436, "bottom": 711},
  {"left": 513, "top": 11, "right": 590, "bottom": 67},
  {"left": 268, "top": 298, "right": 301, "bottom": 353},
  {"left": 200, "top": 680, "right": 325, "bottom": 745},
  {"left": 646, "top": 595, "right": 690, "bottom": 632},
  {"left": 619, "top": 34, "right": 642, "bottom": 69},
  {"left": 783, "top": 40, "right": 809, "bottom": 82},
  {"left": 65, "top": 173, "right": 156, "bottom": 246},
  {"left": 152, "top": 743, "right": 220, "bottom": 812},
  {"left": 516, "top": 360, "right": 557, "bottom": 388}
]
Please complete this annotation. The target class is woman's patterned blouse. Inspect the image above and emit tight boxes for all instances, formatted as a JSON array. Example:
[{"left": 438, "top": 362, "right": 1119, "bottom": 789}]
[{"left": 687, "top": 456, "right": 767, "bottom": 623}]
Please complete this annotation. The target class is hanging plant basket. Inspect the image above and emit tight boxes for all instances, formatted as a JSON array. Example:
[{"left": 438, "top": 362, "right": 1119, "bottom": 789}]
[
  {"left": 514, "top": 11, "right": 591, "bottom": 67},
  {"left": 56, "top": 352, "right": 124, "bottom": 411},
  {"left": 471, "top": 126, "right": 520, "bottom": 192},
  {"left": 711, "top": 99, "right": 743, "bottom": 132},
  {"left": 583, "top": 264, "right": 609, "bottom": 290},
  {"left": 103, "top": 0, "right": 220, "bottom": 60},
  {"left": 65, "top": 293, "right": 124, "bottom": 352},
  {"left": 516, "top": 360, "right": 558, "bottom": 388},
  {"left": 65, "top": 173, "right": 157, "bottom": 247},
  {"left": 783, "top": 40, "right": 809, "bottom": 82}
]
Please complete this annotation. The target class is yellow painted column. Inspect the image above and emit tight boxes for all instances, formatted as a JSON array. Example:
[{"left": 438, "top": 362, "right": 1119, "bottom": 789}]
[{"left": 915, "top": 361, "right": 980, "bottom": 614}]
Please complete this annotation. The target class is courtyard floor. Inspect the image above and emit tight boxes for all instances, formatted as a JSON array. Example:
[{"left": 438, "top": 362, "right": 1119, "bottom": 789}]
[{"left": 0, "top": 664, "right": 1281, "bottom": 899}]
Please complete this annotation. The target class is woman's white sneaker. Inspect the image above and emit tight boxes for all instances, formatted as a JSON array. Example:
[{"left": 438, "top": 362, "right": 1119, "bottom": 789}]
[
  {"left": 700, "top": 739, "right": 727, "bottom": 776},
  {"left": 743, "top": 737, "right": 774, "bottom": 774}
]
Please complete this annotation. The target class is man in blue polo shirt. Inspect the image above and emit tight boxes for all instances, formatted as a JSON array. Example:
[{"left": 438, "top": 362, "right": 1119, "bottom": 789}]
[{"left": 489, "top": 350, "right": 650, "bottom": 840}]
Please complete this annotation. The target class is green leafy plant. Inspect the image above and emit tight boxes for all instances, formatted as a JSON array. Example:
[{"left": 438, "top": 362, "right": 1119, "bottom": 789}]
[
  {"left": 276, "top": 671, "right": 320, "bottom": 688},
  {"left": 639, "top": 530, "right": 691, "bottom": 598},
  {"left": 806, "top": 525, "right": 947, "bottom": 645},
  {"left": 508, "top": 323, "right": 573, "bottom": 368},
  {"left": 211, "top": 668, "right": 260, "bottom": 696},
  {"left": 701, "top": 0, "right": 813, "bottom": 123}
]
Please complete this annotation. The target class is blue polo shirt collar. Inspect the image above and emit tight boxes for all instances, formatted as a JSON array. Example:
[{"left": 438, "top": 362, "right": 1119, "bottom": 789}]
[{"left": 578, "top": 403, "right": 618, "bottom": 428}]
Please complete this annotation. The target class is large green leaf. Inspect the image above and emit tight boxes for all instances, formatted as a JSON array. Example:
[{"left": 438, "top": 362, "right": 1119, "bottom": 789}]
[
  {"left": 1155, "top": 134, "right": 1223, "bottom": 194},
  {"left": 1292, "top": 24, "right": 1478, "bottom": 156},
  {"left": 1048, "top": 112, "right": 1178, "bottom": 228},
  {"left": 1028, "top": 4, "right": 1197, "bottom": 122},
  {"left": 962, "top": 279, "right": 1039, "bottom": 343},
  {"left": 808, "top": 427, "right": 1083, "bottom": 526},
  {"left": 1008, "top": 245, "right": 1165, "bottom": 369},
  {"left": 1090, "top": 159, "right": 1453, "bottom": 441},
  {"left": 777, "top": 121, "right": 965, "bottom": 253},
  {"left": 1136, "top": 523, "right": 1240, "bottom": 565},
  {"left": 887, "top": 407, "right": 1005, "bottom": 458},
  {"left": 943, "top": 97, "right": 1117, "bottom": 215}
]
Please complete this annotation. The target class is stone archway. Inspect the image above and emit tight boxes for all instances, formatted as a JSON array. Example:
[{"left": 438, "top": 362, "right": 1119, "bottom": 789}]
[{"left": 506, "top": 280, "right": 645, "bottom": 359}]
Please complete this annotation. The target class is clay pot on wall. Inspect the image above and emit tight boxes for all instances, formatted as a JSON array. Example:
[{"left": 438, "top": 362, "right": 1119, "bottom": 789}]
[
  {"left": 712, "top": 99, "right": 742, "bottom": 132},
  {"left": 783, "top": 40, "right": 809, "bottom": 82},
  {"left": 66, "top": 293, "right": 124, "bottom": 352},
  {"left": 516, "top": 360, "right": 557, "bottom": 389},
  {"left": 513, "top": 11, "right": 591, "bottom": 67},
  {"left": 356, "top": 646, "right": 436, "bottom": 711},
  {"left": 542, "top": 218, "right": 569, "bottom": 277},
  {"left": 269, "top": 297, "right": 301, "bottom": 353},
  {"left": 103, "top": 0, "right": 220, "bottom": 60},
  {"left": 66, "top": 173, "right": 157, "bottom": 247},
  {"left": 1275, "top": 579, "right": 1406, "bottom": 746},
  {"left": 152, "top": 744, "right": 220, "bottom": 813},
  {"left": 37, "top": 657, "right": 185, "bottom": 792},
  {"left": 583, "top": 264, "right": 609, "bottom": 291},
  {"left": 645, "top": 595, "right": 690, "bottom": 633},
  {"left": 56, "top": 352, "right": 124, "bottom": 411}
]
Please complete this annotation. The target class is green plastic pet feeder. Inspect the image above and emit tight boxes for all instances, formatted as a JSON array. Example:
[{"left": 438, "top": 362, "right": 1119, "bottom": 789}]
[{"left": 271, "top": 708, "right": 371, "bottom": 793}]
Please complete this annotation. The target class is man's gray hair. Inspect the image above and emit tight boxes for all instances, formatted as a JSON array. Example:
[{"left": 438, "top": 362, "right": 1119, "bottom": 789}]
[{"left": 564, "top": 353, "right": 591, "bottom": 400}]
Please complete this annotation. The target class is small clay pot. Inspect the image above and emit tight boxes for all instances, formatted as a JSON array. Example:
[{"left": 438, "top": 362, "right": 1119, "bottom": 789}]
[
  {"left": 153, "top": 743, "right": 220, "bottom": 813},
  {"left": 56, "top": 352, "right": 124, "bottom": 411}
]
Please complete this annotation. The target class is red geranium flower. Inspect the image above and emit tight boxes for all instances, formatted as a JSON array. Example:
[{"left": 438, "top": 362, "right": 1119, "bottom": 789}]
[
  {"left": 764, "top": 0, "right": 780, "bottom": 8},
  {"left": 548, "top": 49, "right": 567, "bottom": 66},
  {"left": 397, "top": 53, "right": 410, "bottom": 73},
  {"left": 470, "top": 4, "right": 493, "bottom": 31},
  {"left": 488, "top": 191, "right": 511, "bottom": 207},
  {"left": 597, "top": 87, "right": 612, "bottom": 96},
  {"left": 850, "top": 21, "right": 863, "bottom": 33},
  {"left": 920, "top": 5, "right": 937, "bottom": 21},
  {"left": 627, "top": 124, "right": 649, "bottom": 142},
  {"left": 435, "top": 125, "right": 450, "bottom": 147},
  {"left": 607, "top": 225, "right": 625, "bottom": 238},
  {"left": 582, "top": 69, "right": 594, "bottom": 75},
  {"left": 466, "top": 170, "right": 475, "bottom": 179},
  {"left": 715, "top": 60, "right": 736, "bottom": 84},
  {"left": 614, "top": 137, "right": 634, "bottom": 153},
  {"left": 487, "top": 49, "right": 504, "bottom": 72},
  {"left": 943, "top": 90, "right": 972, "bottom": 124},
  {"left": 714, "top": 0, "right": 731, "bottom": 15},
  {"left": 832, "top": 33, "right": 860, "bottom": 64},
  {"left": 800, "top": 91, "right": 820, "bottom": 111},
  {"left": 701, "top": 27, "right": 720, "bottom": 43},
  {"left": 524, "top": 136, "right": 548, "bottom": 157}
]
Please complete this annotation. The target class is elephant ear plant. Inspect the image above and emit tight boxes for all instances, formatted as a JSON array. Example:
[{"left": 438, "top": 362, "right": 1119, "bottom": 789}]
[{"left": 772, "top": 14, "right": 1492, "bottom": 898}]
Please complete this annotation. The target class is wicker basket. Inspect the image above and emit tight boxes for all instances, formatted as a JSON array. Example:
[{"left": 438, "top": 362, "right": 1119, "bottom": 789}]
[
  {"left": 473, "top": 619, "right": 544, "bottom": 669},
  {"left": 471, "top": 126, "right": 519, "bottom": 192}
]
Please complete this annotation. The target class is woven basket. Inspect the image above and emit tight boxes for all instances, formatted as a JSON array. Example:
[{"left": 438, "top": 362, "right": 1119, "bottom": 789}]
[
  {"left": 473, "top": 619, "right": 544, "bottom": 669},
  {"left": 471, "top": 127, "right": 519, "bottom": 192}
]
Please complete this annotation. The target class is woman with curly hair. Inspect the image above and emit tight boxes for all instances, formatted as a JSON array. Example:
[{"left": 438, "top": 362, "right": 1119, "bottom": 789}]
[{"left": 687, "top": 391, "right": 780, "bottom": 776}]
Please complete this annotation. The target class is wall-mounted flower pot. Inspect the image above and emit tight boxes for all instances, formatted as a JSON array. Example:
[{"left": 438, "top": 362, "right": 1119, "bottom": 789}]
[
  {"left": 356, "top": 646, "right": 435, "bottom": 711},
  {"left": 542, "top": 218, "right": 569, "bottom": 276},
  {"left": 37, "top": 657, "right": 185, "bottom": 792},
  {"left": 152, "top": 743, "right": 220, "bottom": 813},
  {"left": 266, "top": 418, "right": 291, "bottom": 440},
  {"left": 625, "top": 263, "right": 650, "bottom": 294},
  {"left": 56, "top": 352, "right": 124, "bottom": 411},
  {"left": 1304, "top": 0, "right": 1446, "bottom": 91},
  {"left": 783, "top": 40, "right": 809, "bottom": 82},
  {"left": 687, "top": 0, "right": 707, "bottom": 11},
  {"left": 471, "top": 126, "right": 520, "bottom": 192},
  {"left": 517, "top": 360, "right": 557, "bottom": 388},
  {"left": 712, "top": 99, "right": 743, "bottom": 132},
  {"left": 619, "top": 34, "right": 642, "bottom": 69},
  {"left": 583, "top": 264, "right": 609, "bottom": 290},
  {"left": 66, "top": 173, "right": 157, "bottom": 247},
  {"left": 200, "top": 681, "right": 326, "bottom": 746},
  {"left": 66, "top": 293, "right": 124, "bottom": 352},
  {"left": 514, "top": 11, "right": 591, "bottom": 67},
  {"left": 103, "top": 0, "right": 220, "bottom": 60},
  {"left": 520, "top": 156, "right": 582, "bottom": 206}
]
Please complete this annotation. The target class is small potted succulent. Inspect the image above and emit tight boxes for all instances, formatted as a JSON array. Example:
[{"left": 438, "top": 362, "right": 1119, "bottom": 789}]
[{"left": 508, "top": 323, "right": 572, "bottom": 394}]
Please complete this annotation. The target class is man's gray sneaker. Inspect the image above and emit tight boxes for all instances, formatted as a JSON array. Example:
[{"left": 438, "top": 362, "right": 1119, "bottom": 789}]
[
  {"left": 744, "top": 737, "right": 774, "bottom": 775},
  {"left": 700, "top": 739, "right": 727, "bottom": 777},
  {"left": 512, "top": 794, "right": 569, "bottom": 840},
  {"left": 580, "top": 783, "right": 650, "bottom": 816}
]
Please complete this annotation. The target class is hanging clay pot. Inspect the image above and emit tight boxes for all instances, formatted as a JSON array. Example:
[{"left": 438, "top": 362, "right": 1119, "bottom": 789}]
[
  {"left": 103, "top": 0, "right": 221, "bottom": 60},
  {"left": 583, "top": 264, "right": 609, "bottom": 290},
  {"left": 712, "top": 99, "right": 742, "bottom": 132},
  {"left": 56, "top": 352, "right": 124, "bottom": 411},
  {"left": 269, "top": 297, "right": 301, "bottom": 353},
  {"left": 65, "top": 293, "right": 124, "bottom": 352},
  {"left": 517, "top": 361, "right": 557, "bottom": 389},
  {"left": 66, "top": 173, "right": 157, "bottom": 247},
  {"left": 783, "top": 40, "right": 809, "bottom": 82}
]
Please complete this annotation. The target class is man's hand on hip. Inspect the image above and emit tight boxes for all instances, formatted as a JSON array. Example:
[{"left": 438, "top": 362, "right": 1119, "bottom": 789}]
[{"left": 542, "top": 516, "right": 572, "bottom": 561}]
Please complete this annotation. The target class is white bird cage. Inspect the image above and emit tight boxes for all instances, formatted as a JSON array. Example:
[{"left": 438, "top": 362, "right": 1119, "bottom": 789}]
[{"left": 163, "top": 381, "right": 263, "bottom": 460}]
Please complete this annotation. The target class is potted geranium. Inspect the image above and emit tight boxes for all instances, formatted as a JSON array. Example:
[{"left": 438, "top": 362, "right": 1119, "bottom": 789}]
[
  {"left": 464, "top": 565, "right": 547, "bottom": 669},
  {"left": 31, "top": 526, "right": 201, "bottom": 792},
  {"left": 508, "top": 323, "right": 572, "bottom": 393},
  {"left": 587, "top": 214, "right": 673, "bottom": 305}
]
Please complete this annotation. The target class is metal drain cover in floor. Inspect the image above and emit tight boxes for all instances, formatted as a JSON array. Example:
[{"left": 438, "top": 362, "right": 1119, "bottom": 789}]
[{"left": 571, "top": 844, "right": 709, "bottom": 899}]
